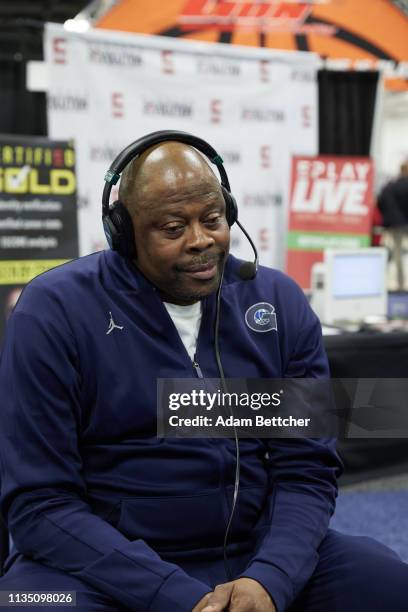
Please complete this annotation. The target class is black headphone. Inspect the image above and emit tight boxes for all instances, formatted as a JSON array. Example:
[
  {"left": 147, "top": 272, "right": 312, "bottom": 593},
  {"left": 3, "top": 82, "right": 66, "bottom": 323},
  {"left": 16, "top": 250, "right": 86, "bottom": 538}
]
[{"left": 102, "top": 130, "right": 238, "bottom": 260}]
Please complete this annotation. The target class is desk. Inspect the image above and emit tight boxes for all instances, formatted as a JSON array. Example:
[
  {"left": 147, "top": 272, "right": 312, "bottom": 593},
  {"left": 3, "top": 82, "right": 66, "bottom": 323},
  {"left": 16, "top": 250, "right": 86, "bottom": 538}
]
[{"left": 324, "top": 331, "right": 408, "bottom": 480}]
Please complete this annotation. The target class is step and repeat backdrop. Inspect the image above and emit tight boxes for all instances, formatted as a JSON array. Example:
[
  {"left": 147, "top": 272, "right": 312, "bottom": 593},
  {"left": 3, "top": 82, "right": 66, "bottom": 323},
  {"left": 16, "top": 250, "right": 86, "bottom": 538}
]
[{"left": 44, "top": 23, "right": 319, "bottom": 268}]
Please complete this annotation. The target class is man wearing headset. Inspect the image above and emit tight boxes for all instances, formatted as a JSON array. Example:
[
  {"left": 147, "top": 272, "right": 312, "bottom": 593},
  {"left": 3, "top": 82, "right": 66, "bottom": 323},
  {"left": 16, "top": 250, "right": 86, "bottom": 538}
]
[{"left": 0, "top": 133, "right": 407, "bottom": 612}]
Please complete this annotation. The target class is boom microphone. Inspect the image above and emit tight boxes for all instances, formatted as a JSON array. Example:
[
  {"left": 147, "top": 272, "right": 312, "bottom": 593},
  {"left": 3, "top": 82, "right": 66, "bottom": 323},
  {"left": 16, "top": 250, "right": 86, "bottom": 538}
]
[{"left": 239, "top": 261, "right": 257, "bottom": 281}]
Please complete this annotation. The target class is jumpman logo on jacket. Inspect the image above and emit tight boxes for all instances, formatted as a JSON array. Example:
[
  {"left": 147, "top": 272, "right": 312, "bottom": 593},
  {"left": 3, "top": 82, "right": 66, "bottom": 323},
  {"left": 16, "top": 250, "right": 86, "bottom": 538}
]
[{"left": 106, "top": 311, "right": 124, "bottom": 335}]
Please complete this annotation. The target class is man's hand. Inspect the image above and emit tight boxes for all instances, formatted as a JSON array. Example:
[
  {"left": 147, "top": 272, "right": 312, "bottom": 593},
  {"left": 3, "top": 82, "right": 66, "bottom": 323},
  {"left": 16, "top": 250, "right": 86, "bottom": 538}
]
[{"left": 192, "top": 577, "right": 276, "bottom": 612}]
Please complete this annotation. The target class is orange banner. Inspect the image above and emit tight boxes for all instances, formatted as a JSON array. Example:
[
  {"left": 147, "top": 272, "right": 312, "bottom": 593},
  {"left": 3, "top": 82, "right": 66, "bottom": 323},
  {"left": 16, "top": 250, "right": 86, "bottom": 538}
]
[{"left": 96, "top": 1, "right": 408, "bottom": 89}]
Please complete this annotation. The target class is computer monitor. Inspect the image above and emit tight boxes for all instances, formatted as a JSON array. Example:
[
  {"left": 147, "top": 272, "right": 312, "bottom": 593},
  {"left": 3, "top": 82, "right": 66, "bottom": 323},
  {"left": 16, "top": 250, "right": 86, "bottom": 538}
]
[{"left": 311, "top": 248, "right": 388, "bottom": 325}]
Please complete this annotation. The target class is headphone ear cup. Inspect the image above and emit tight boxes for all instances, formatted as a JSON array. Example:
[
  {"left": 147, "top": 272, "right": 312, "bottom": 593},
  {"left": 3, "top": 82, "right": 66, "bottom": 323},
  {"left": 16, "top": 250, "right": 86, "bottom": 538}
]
[
  {"left": 222, "top": 186, "right": 238, "bottom": 227},
  {"left": 103, "top": 200, "right": 136, "bottom": 258}
]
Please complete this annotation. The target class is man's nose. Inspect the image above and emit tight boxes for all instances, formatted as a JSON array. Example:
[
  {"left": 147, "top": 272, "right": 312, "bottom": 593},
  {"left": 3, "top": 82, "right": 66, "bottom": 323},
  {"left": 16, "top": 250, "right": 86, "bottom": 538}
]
[{"left": 186, "top": 222, "right": 215, "bottom": 251}]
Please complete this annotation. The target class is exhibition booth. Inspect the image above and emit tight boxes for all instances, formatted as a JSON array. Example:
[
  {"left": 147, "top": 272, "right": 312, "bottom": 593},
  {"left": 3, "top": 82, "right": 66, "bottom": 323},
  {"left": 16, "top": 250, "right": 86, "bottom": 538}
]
[{"left": 1, "top": 0, "right": 408, "bottom": 576}]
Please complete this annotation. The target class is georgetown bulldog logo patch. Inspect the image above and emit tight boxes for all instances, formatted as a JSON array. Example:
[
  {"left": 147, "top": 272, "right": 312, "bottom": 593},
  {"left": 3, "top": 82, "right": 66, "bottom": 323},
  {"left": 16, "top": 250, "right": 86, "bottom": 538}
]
[{"left": 245, "top": 302, "right": 277, "bottom": 333}]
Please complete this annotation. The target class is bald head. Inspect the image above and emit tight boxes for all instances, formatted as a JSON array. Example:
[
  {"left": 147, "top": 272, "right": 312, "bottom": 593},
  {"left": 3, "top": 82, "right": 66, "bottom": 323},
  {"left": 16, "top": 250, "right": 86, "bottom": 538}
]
[
  {"left": 117, "top": 139, "right": 229, "bottom": 304},
  {"left": 119, "top": 141, "right": 222, "bottom": 214}
]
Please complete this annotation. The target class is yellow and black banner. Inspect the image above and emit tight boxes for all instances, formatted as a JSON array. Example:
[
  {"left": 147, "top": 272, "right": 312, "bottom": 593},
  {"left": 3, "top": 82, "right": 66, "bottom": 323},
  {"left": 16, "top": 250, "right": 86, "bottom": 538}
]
[{"left": 0, "top": 135, "right": 78, "bottom": 341}]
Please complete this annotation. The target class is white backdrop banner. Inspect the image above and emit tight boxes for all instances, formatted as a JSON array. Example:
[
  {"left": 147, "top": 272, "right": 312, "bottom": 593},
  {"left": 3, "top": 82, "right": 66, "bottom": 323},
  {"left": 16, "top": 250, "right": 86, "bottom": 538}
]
[{"left": 44, "top": 23, "right": 319, "bottom": 267}]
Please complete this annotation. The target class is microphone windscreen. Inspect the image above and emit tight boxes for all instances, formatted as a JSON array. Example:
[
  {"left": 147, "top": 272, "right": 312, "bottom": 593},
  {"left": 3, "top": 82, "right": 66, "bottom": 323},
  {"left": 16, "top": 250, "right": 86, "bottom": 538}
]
[{"left": 238, "top": 261, "right": 257, "bottom": 280}]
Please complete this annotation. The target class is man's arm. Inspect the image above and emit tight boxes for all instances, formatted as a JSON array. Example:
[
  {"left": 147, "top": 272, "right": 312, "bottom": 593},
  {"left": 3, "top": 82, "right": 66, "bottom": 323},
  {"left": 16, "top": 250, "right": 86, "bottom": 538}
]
[
  {"left": 236, "top": 294, "right": 342, "bottom": 612},
  {"left": 197, "top": 437, "right": 340, "bottom": 612},
  {"left": 0, "top": 290, "right": 210, "bottom": 611}
]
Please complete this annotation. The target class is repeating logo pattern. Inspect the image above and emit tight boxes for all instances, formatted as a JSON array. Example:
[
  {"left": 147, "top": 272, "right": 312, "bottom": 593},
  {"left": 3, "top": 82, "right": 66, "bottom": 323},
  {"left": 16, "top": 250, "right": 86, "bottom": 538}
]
[{"left": 45, "top": 23, "right": 318, "bottom": 264}]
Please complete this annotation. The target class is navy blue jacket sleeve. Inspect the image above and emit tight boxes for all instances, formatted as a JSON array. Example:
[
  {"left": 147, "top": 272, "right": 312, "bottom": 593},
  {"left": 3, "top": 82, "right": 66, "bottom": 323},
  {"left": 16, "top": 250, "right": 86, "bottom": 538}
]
[
  {"left": 239, "top": 288, "right": 342, "bottom": 612},
  {"left": 0, "top": 287, "right": 210, "bottom": 612}
]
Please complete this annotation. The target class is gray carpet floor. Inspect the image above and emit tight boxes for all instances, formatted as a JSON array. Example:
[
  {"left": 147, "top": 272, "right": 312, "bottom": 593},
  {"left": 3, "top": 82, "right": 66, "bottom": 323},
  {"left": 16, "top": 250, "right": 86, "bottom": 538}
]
[{"left": 331, "top": 471, "right": 408, "bottom": 562}]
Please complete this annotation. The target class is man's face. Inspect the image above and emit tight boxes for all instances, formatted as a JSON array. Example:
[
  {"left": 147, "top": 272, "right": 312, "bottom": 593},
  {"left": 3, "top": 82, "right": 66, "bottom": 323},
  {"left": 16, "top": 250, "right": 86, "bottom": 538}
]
[{"left": 130, "top": 164, "right": 230, "bottom": 305}]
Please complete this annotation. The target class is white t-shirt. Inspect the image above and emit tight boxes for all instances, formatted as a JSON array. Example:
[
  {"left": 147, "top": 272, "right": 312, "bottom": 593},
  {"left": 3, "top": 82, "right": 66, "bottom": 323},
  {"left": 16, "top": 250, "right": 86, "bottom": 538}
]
[{"left": 163, "top": 301, "right": 202, "bottom": 361}]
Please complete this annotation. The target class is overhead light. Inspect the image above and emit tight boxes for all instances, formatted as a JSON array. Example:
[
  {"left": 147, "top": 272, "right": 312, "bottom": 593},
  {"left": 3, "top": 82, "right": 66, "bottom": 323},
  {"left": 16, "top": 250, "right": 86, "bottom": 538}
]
[{"left": 64, "top": 18, "right": 90, "bottom": 33}]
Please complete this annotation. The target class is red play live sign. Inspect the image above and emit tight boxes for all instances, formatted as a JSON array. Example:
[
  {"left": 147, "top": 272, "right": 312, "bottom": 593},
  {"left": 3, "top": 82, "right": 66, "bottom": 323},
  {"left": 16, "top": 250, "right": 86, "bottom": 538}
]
[
  {"left": 286, "top": 155, "right": 375, "bottom": 289},
  {"left": 178, "top": 1, "right": 336, "bottom": 34}
]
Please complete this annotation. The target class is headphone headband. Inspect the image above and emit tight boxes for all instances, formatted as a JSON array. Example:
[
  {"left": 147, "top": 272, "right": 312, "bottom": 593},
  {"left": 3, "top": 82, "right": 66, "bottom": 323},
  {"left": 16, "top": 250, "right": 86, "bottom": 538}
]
[
  {"left": 102, "top": 130, "right": 230, "bottom": 217},
  {"left": 102, "top": 130, "right": 238, "bottom": 258}
]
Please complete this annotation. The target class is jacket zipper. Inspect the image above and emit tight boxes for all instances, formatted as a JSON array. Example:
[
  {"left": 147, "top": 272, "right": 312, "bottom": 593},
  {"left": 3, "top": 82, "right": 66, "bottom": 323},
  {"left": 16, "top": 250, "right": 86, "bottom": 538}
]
[{"left": 192, "top": 357, "right": 204, "bottom": 378}]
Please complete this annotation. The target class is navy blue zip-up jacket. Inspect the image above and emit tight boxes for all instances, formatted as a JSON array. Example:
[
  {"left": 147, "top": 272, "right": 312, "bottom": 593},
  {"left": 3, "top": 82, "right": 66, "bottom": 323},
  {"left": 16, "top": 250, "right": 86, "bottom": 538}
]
[{"left": 0, "top": 251, "right": 341, "bottom": 612}]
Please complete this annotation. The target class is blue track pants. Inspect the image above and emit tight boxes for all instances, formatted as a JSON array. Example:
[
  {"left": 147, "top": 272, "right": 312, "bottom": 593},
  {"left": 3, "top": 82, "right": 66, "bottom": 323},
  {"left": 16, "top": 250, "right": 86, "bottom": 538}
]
[{"left": 0, "top": 530, "right": 407, "bottom": 611}]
